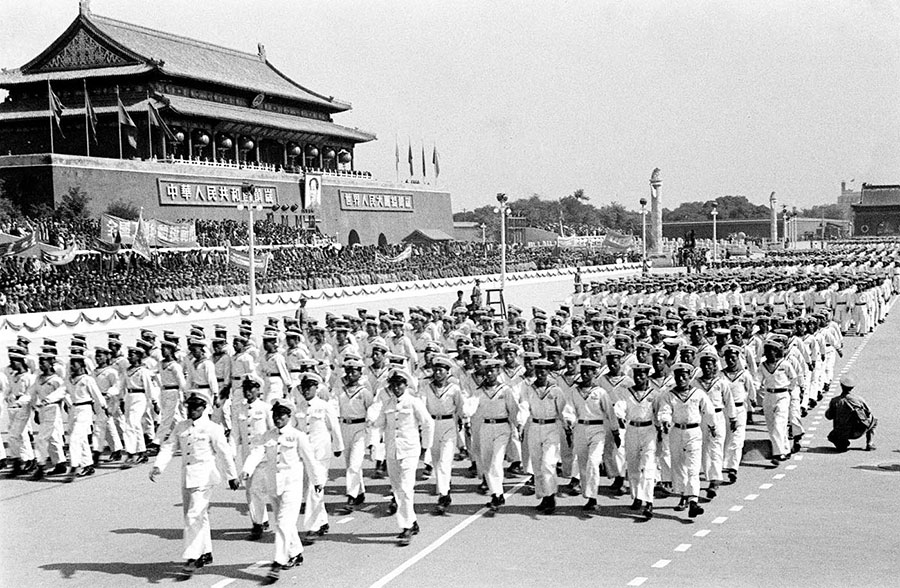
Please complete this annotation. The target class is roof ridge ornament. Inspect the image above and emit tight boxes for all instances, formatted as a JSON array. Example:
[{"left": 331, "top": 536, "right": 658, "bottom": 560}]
[
  {"left": 79, "top": 0, "right": 92, "bottom": 17},
  {"left": 257, "top": 43, "right": 266, "bottom": 62}
]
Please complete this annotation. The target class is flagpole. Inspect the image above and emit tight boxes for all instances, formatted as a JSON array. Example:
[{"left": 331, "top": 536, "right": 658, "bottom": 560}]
[
  {"left": 83, "top": 79, "right": 90, "bottom": 157},
  {"left": 116, "top": 86, "right": 123, "bottom": 159},
  {"left": 146, "top": 91, "right": 153, "bottom": 159},
  {"left": 48, "top": 80, "right": 55, "bottom": 154}
]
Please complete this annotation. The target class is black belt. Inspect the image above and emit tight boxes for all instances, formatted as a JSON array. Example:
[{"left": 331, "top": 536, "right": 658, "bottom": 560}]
[
  {"left": 128, "top": 388, "right": 145, "bottom": 394},
  {"left": 163, "top": 385, "right": 180, "bottom": 390},
  {"left": 577, "top": 419, "right": 604, "bottom": 425},
  {"left": 342, "top": 417, "right": 366, "bottom": 425},
  {"left": 431, "top": 414, "right": 455, "bottom": 420},
  {"left": 532, "top": 418, "right": 557, "bottom": 425},
  {"left": 192, "top": 384, "right": 210, "bottom": 389},
  {"left": 289, "top": 369, "right": 304, "bottom": 373},
  {"left": 714, "top": 408, "right": 723, "bottom": 413},
  {"left": 72, "top": 400, "right": 93, "bottom": 407},
  {"left": 674, "top": 422, "right": 699, "bottom": 429},
  {"left": 735, "top": 402, "right": 744, "bottom": 407},
  {"left": 628, "top": 420, "right": 653, "bottom": 427},
  {"left": 217, "top": 378, "right": 225, "bottom": 383},
  {"left": 767, "top": 388, "right": 788, "bottom": 394},
  {"left": 267, "top": 373, "right": 283, "bottom": 378},
  {"left": 483, "top": 418, "right": 508, "bottom": 424}
]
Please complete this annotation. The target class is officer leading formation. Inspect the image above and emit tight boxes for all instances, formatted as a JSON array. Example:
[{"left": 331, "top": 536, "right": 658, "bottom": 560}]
[{"left": 1, "top": 241, "right": 895, "bottom": 581}]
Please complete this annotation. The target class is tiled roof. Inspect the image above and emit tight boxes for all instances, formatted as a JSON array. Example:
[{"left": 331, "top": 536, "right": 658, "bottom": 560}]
[
  {"left": 0, "top": 64, "right": 152, "bottom": 84},
  {"left": 404, "top": 229, "right": 454, "bottom": 242},
  {"left": 858, "top": 185, "right": 900, "bottom": 207},
  {"left": 89, "top": 15, "right": 350, "bottom": 112},
  {"left": 164, "top": 95, "right": 375, "bottom": 143}
]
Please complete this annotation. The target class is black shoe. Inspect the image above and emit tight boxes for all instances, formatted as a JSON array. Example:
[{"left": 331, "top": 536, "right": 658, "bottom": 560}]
[
  {"left": 536, "top": 497, "right": 549, "bottom": 512},
  {"left": 91, "top": 452, "right": 101, "bottom": 467},
  {"left": 674, "top": 497, "right": 688, "bottom": 512},
  {"left": 135, "top": 453, "right": 149, "bottom": 464},
  {"left": 388, "top": 499, "right": 398, "bottom": 516},
  {"left": 338, "top": 498, "right": 355, "bottom": 515},
  {"left": 724, "top": 470, "right": 737, "bottom": 485},
  {"left": 180, "top": 560, "right": 196, "bottom": 577},
  {"left": 487, "top": 494, "right": 502, "bottom": 512},
  {"left": 8, "top": 460, "right": 22, "bottom": 478},
  {"left": 50, "top": 463, "right": 68, "bottom": 475},
  {"left": 800, "top": 407, "right": 808, "bottom": 418},
  {"left": 525, "top": 474, "right": 535, "bottom": 487},
  {"left": 582, "top": 498, "right": 598, "bottom": 513},
  {"left": 477, "top": 479, "right": 489, "bottom": 495},
  {"left": 398, "top": 528, "right": 413, "bottom": 546},
  {"left": 372, "top": 461, "right": 387, "bottom": 479},
  {"left": 249, "top": 523, "right": 264, "bottom": 540},
  {"left": 120, "top": 455, "right": 134, "bottom": 470},
  {"left": 316, "top": 524, "right": 329, "bottom": 537},
  {"left": 108, "top": 451, "right": 122, "bottom": 462},
  {"left": 354, "top": 492, "right": 366, "bottom": 506},
  {"left": 467, "top": 462, "right": 478, "bottom": 478},
  {"left": 507, "top": 462, "right": 527, "bottom": 476},
  {"left": 610, "top": 476, "right": 625, "bottom": 491},
  {"left": 642, "top": 503, "right": 654, "bottom": 520},
  {"left": 688, "top": 501, "right": 704, "bottom": 518},
  {"left": 543, "top": 495, "right": 556, "bottom": 515},
  {"left": 30, "top": 465, "right": 45, "bottom": 481},
  {"left": 410, "top": 521, "right": 420, "bottom": 535},
  {"left": 267, "top": 562, "right": 281, "bottom": 581},
  {"left": 286, "top": 553, "right": 304, "bottom": 567},
  {"left": 422, "top": 464, "right": 433, "bottom": 477},
  {"left": 197, "top": 553, "right": 212, "bottom": 567},
  {"left": 565, "top": 479, "right": 582, "bottom": 496},
  {"left": 630, "top": 498, "right": 642, "bottom": 510},
  {"left": 706, "top": 482, "right": 719, "bottom": 500},
  {"left": 809, "top": 399, "right": 818, "bottom": 409},
  {"left": 302, "top": 531, "right": 317, "bottom": 545}
]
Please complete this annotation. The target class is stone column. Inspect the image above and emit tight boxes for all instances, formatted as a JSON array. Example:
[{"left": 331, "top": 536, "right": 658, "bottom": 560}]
[
  {"left": 769, "top": 191, "right": 778, "bottom": 244},
  {"left": 649, "top": 168, "right": 662, "bottom": 255}
]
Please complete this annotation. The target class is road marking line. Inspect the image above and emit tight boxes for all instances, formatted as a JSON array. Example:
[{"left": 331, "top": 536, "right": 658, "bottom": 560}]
[
  {"left": 246, "top": 560, "right": 270, "bottom": 570},
  {"left": 729, "top": 505, "right": 743, "bottom": 512},
  {"left": 801, "top": 440, "right": 812, "bottom": 446},
  {"left": 674, "top": 543, "right": 692, "bottom": 552},
  {"left": 712, "top": 517, "right": 728, "bottom": 524},
  {"left": 211, "top": 580, "right": 236, "bottom": 588},
  {"left": 368, "top": 478, "right": 527, "bottom": 588},
  {"left": 694, "top": 529, "right": 710, "bottom": 537},
  {"left": 807, "top": 426, "right": 817, "bottom": 431},
  {"left": 337, "top": 517, "right": 354, "bottom": 524},
  {"left": 627, "top": 577, "right": 648, "bottom": 586},
  {"left": 785, "top": 465, "right": 797, "bottom": 470},
  {"left": 793, "top": 455, "right": 804, "bottom": 461},
  {"left": 759, "top": 483, "right": 773, "bottom": 490},
  {"left": 652, "top": 559, "right": 671, "bottom": 568},
  {"left": 773, "top": 474, "right": 785, "bottom": 479},
  {"left": 744, "top": 494, "right": 758, "bottom": 500}
]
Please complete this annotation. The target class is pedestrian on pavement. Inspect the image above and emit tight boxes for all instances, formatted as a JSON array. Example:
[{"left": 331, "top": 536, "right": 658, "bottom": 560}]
[{"left": 825, "top": 374, "right": 877, "bottom": 452}]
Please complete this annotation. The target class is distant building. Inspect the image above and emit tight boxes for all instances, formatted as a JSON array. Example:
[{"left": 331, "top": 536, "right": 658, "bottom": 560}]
[
  {"left": 837, "top": 181, "right": 861, "bottom": 215},
  {"left": 852, "top": 184, "right": 900, "bottom": 236}
]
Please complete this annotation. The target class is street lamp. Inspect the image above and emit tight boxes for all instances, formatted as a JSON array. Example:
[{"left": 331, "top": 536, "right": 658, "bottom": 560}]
[
  {"left": 496, "top": 193, "right": 509, "bottom": 292},
  {"left": 479, "top": 222, "right": 486, "bottom": 262},
  {"left": 237, "top": 182, "right": 264, "bottom": 316},
  {"left": 711, "top": 204, "right": 719, "bottom": 263},
  {"left": 639, "top": 197, "right": 648, "bottom": 272},
  {"left": 782, "top": 205, "right": 789, "bottom": 248}
]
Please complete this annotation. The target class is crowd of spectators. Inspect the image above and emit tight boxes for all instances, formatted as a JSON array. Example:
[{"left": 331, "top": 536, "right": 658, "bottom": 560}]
[
  {"left": 0, "top": 217, "right": 99, "bottom": 249},
  {"left": 0, "top": 239, "right": 639, "bottom": 315},
  {"left": 193, "top": 219, "right": 326, "bottom": 247}
]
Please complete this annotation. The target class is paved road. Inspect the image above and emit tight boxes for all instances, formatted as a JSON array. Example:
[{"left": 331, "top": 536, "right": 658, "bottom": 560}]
[{"left": 1, "top": 287, "right": 897, "bottom": 588}]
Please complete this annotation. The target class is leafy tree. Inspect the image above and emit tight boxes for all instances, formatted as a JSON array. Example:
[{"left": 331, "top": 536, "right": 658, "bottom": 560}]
[
  {"left": 797, "top": 203, "right": 847, "bottom": 220},
  {"left": 106, "top": 198, "right": 141, "bottom": 221},
  {"left": 663, "top": 195, "right": 770, "bottom": 222},
  {"left": 55, "top": 186, "right": 91, "bottom": 222}
]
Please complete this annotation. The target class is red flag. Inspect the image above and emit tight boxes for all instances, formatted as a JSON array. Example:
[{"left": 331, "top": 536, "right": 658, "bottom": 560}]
[
  {"left": 132, "top": 211, "right": 152, "bottom": 260},
  {"left": 84, "top": 80, "right": 97, "bottom": 144},
  {"left": 432, "top": 145, "right": 440, "bottom": 178},
  {"left": 394, "top": 138, "right": 399, "bottom": 176},
  {"left": 118, "top": 95, "right": 137, "bottom": 149},
  {"left": 408, "top": 141, "right": 414, "bottom": 176},
  {"left": 148, "top": 102, "right": 176, "bottom": 141},
  {"left": 421, "top": 143, "right": 427, "bottom": 179}
]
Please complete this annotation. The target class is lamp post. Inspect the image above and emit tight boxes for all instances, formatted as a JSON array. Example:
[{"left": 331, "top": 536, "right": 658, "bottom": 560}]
[
  {"left": 237, "top": 182, "right": 264, "bottom": 316},
  {"left": 639, "top": 197, "right": 648, "bottom": 273},
  {"left": 711, "top": 204, "right": 719, "bottom": 263},
  {"left": 497, "top": 193, "right": 509, "bottom": 292},
  {"left": 782, "top": 205, "right": 789, "bottom": 249}
]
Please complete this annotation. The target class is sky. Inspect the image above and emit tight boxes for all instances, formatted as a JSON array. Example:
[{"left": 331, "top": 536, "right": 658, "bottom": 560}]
[{"left": 1, "top": 0, "right": 898, "bottom": 213}]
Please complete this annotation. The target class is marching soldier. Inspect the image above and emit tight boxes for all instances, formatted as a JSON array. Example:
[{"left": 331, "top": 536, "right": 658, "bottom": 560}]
[
  {"left": 29, "top": 350, "right": 68, "bottom": 480},
  {"left": 622, "top": 362, "right": 660, "bottom": 519},
  {"left": 420, "top": 355, "right": 465, "bottom": 514},
  {"left": 721, "top": 345, "right": 756, "bottom": 484},
  {"left": 335, "top": 357, "right": 375, "bottom": 514},
  {"left": 232, "top": 375, "right": 273, "bottom": 540},
  {"left": 65, "top": 352, "right": 104, "bottom": 481},
  {"left": 121, "top": 345, "right": 155, "bottom": 468},
  {"left": 5, "top": 348, "right": 36, "bottom": 476}
]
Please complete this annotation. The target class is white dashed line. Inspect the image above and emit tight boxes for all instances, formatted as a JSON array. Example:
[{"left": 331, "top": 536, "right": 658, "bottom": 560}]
[
  {"left": 694, "top": 529, "right": 711, "bottom": 537},
  {"left": 807, "top": 426, "right": 817, "bottom": 431},
  {"left": 801, "top": 440, "right": 812, "bottom": 446},
  {"left": 337, "top": 516, "right": 354, "bottom": 524},
  {"left": 652, "top": 559, "right": 671, "bottom": 568},
  {"left": 744, "top": 494, "right": 759, "bottom": 501},
  {"left": 759, "top": 483, "right": 773, "bottom": 490},
  {"left": 211, "top": 580, "right": 236, "bottom": 588},
  {"left": 794, "top": 455, "right": 804, "bottom": 461},
  {"left": 773, "top": 474, "right": 785, "bottom": 480},
  {"left": 729, "top": 505, "right": 743, "bottom": 512},
  {"left": 627, "top": 577, "right": 648, "bottom": 586},
  {"left": 674, "top": 543, "right": 692, "bottom": 552},
  {"left": 785, "top": 465, "right": 797, "bottom": 470},
  {"left": 712, "top": 517, "right": 728, "bottom": 524}
]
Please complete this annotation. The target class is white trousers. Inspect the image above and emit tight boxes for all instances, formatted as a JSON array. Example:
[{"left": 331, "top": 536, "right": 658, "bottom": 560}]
[
  {"left": 479, "top": 423, "right": 511, "bottom": 496},
  {"left": 702, "top": 411, "right": 726, "bottom": 482},
  {"left": 724, "top": 406, "right": 747, "bottom": 472},
  {"left": 271, "top": 486, "right": 303, "bottom": 565},
  {"left": 341, "top": 422, "right": 368, "bottom": 498},
  {"left": 430, "top": 419, "right": 457, "bottom": 496},
  {"left": 602, "top": 427, "right": 626, "bottom": 479},
  {"left": 625, "top": 424, "right": 658, "bottom": 502},
  {"left": 764, "top": 391, "right": 791, "bottom": 456},
  {"left": 670, "top": 426, "right": 702, "bottom": 498},
  {"left": 7, "top": 409, "right": 34, "bottom": 461},
  {"left": 67, "top": 405, "right": 94, "bottom": 468},
  {"left": 35, "top": 404, "right": 65, "bottom": 464},
  {"left": 181, "top": 485, "right": 213, "bottom": 560},
  {"left": 123, "top": 393, "right": 148, "bottom": 454},
  {"left": 527, "top": 422, "right": 560, "bottom": 499},
  {"left": 387, "top": 453, "right": 419, "bottom": 529},
  {"left": 574, "top": 424, "right": 607, "bottom": 498}
]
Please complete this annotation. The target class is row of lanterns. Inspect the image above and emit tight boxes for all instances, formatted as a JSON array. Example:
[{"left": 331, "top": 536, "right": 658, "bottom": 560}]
[{"left": 174, "top": 129, "right": 350, "bottom": 162}]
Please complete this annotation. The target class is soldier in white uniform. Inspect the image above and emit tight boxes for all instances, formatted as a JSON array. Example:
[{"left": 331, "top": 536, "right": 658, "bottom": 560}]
[
  {"left": 757, "top": 340, "right": 800, "bottom": 463},
  {"left": 156, "top": 341, "right": 186, "bottom": 446},
  {"left": 369, "top": 368, "right": 434, "bottom": 545},
  {"left": 29, "top": 351, "right": 68, "bottom": 480},
  {"left": 93, "top": 346, "right": 124, "bottom": 463},
  {"left": 5, "top": 348, "right": 36, "bottom": 476},
  {"left": 621, "top": 362, "right": 661, "bottom": 520},
  {"left": 721, "top": 345, "right": 756, "bottom": 485},
  {"left": 232, "top": 375, "right": 274, "bottom": 540},
  {"left": 121, "top": 346, "right": 155, "bottom": 468},
  {"left": 241, "top": 401, "right": 324, "bottom": 581},
  {"left": 693, "top": 350, "right": 735, "bottom": 499},
  {"left": 420, "top": 355, "right": 465, "bottom": 514},
  {"left": 335, "top": 357, "right": 375, "bottom": 514},
  {"left": 151, "top": 395, "right": 239, "bottom": 577},
  {"left": 65, "top": 352, "right": 104, "bottom": 481}
]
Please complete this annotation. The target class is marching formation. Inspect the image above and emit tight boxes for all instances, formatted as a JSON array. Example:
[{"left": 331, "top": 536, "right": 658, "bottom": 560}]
[{"left": 1, "top": 242, "right": 898, "bottom": 581}]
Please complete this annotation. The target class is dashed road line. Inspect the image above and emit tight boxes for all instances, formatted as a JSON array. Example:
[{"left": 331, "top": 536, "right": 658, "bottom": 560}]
[
  {"left": 785, "top": 465, "right": 797, "bottom": 470},
  {"left": 674, "top": 543, "right": 692, "bottom": 552},
  {"left": 652, "top": 559, "right": 671, "bottom": 568},
  {"left": 337, "top": 516, "right": 354, "bottom": 524},
  {"left": 211, "top": 579, "right": 236, "bottom": 588},
  {"left": 627, "top": 577, "right": 648, "bottom": 586},
  {"left": 729, "top": 505, "right": 743, "bottom": 512},
  {"left": 773, "top": 474, "right": 785, "bottom": 480},
  {"left": 759, "top": 483, "right": 773, "bottom": 490},
  {"left": 694, "top": 529, "right": 711, "bottom": 537},
  {"left": 744, "top": 494, "right": 759, "bottom": 500},
  {"left": 712, "top": 516, "right": 728, "bottom": 524}
]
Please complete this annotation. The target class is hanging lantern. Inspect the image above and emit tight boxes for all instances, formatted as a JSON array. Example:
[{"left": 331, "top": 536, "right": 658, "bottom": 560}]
[
  {"left": 306, "top": 145, "right": 319, "bottom": 157},
  {"left": 290, "top": 144, "right": 302, "bottom": 156},
  {"left": 324, "top": 148, "right": 336, "bottom": 160},
  {"left": 219, "top": 136, "right": 233, "bottom": 149},
  {"left": 242, "top": 138, "right": 255, "bottom": 151},
  {"left": 338, "top": 150, "right": 352, "bottom": 164},
  {"left": 174, "top": 130, "right": 185, "bottom": 143},
  {"left": 196, "top": 133, "right": 210, "bottom": 146}
]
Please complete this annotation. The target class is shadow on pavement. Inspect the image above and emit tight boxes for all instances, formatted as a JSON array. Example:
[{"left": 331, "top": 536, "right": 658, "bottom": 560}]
[
  {"left": 111, "top": 527, "right": 260, "bottom": 543},
  {"left": 39, "top": 561, "right": 263, "bottom": 584}
]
